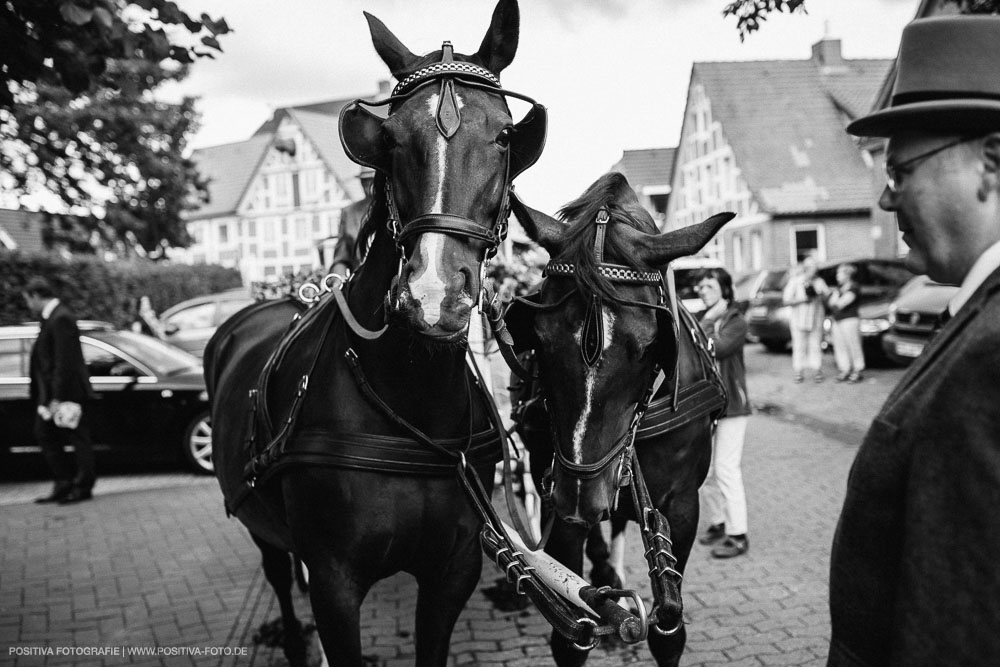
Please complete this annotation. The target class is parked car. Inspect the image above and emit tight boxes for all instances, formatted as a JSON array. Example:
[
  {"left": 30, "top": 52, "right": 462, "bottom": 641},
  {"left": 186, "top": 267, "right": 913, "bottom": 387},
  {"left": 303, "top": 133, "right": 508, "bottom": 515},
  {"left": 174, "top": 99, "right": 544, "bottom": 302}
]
[
  {"left": 882, "top": 275, "right": 959, "bottom": 365},
  {"left": 746, "top": 259, "right": 915, "bottom": 361},
  {"left": 0, "top": 322, "right": 214, "bottom": 474},
  {"left": 160, "top": 288, "right": 254, "bottom": 358}
]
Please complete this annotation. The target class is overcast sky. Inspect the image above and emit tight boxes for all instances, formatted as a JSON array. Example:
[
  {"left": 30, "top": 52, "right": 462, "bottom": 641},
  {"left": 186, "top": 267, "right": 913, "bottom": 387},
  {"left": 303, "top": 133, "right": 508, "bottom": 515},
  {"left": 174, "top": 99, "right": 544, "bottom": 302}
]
[{"left": 164, "top": 0, "right": 918, "bottom": 212}]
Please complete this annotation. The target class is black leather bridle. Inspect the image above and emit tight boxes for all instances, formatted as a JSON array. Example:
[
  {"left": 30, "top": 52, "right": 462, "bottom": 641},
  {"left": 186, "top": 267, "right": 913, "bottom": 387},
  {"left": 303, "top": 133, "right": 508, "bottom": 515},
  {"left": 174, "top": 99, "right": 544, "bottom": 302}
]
[{"left": 339, "top": 42, "right": 547, "bottom": 306}]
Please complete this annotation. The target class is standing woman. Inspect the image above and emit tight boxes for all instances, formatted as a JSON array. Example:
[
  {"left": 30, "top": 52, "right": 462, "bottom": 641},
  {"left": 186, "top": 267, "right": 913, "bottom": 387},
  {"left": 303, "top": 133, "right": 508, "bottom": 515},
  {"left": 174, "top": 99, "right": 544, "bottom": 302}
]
[
  {"left": 695, "top": 268, "right": 752, "bottom": 558},
  {"left": 827, "top": 263, "right": 865, "bottom": 383},
  {"left": 782, "top": 256, "right": 829, "bottom": 383}
]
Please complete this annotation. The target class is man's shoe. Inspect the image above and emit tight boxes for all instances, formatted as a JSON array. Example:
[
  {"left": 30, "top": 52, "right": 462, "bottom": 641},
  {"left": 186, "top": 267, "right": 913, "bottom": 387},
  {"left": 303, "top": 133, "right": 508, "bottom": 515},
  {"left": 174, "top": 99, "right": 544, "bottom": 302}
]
[
  {"left": 711, "top": 535, "right": 749, "bottom": 559},
  {"left": 698, "top": 523, "right": 726, "bottom": 546},
  {"left": 35, "top": 485, "right": 72, "bottom": 504},
  {"left": 847, "top": 372, "right": 864, "bottom": 384},
  {"left": 58, "top": 488, "right": 93, "bottom": 505}
]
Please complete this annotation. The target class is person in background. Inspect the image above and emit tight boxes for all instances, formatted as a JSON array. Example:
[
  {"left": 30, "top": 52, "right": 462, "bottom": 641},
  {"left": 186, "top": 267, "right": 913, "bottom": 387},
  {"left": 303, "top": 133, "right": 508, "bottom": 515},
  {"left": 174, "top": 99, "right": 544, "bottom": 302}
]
[
  {"left": 130, "top": 295, "right": 166, "bottom": 340},
  {"left": 330, "top": 167, "right": 375, "bottom": 279},
  {"left": 830, "top": 15, "right": 1000, "bottom": 665},
  {"left": 826, "top": 263, "right": 865, "bottom": 383},
  {"left": 782, "top": 255, "right": 828, "bottom": 383},
  {"left": 22, "top": 277, "right": 95, "bottom": 504},
  {"left": 695, "top": 268, "right": 752, "bottom": 558}
]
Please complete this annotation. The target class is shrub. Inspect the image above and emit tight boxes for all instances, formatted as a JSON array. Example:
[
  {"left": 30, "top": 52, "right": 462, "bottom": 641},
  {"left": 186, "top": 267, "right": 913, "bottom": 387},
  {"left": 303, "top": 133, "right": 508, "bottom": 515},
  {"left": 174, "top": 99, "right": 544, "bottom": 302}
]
[{"left": 0, "top": 252, "right": 242, "bottom": 327}]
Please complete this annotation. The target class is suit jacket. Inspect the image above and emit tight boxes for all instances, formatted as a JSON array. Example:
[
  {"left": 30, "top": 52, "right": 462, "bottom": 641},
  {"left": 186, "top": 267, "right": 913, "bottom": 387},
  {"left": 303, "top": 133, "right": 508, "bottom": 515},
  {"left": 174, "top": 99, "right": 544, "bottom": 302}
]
[
  {"left": 828, "top": 266, "right": 1000, "bottom": 666},
  {"left": 29, "top": 303, "right": 92, "bottom": 407}
]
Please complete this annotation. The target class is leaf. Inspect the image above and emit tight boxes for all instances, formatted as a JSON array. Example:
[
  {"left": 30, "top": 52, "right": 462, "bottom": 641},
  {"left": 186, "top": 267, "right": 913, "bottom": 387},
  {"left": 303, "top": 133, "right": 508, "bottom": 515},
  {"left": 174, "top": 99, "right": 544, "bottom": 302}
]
[
  {"left": 60, "top": 2, "right": 94, "bottom": 25},
  {"left": 200, "top": 35, "right": 221, "bottom": 51}
]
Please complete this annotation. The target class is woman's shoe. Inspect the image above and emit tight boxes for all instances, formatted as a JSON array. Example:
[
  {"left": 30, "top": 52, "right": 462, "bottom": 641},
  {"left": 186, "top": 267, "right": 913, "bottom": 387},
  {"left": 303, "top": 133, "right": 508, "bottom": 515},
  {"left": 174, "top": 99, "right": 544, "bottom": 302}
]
[
  {"left": 698, "top": 523, "right": 726, "bottom": 546},
  {"left": 793, "top": 373, "right": 804, "bottom": 384},
  {"left": 835, "top": 373, "right": 849, "bottom": 383},
  {"left": 814, "top": 372, "right": 825, "bottom": 383},
  {"left": 711, "top": 535, "right": 749, "bottom": 559},
  {"left": 847, "top": 372, "right": 863, "bottom": 383}
]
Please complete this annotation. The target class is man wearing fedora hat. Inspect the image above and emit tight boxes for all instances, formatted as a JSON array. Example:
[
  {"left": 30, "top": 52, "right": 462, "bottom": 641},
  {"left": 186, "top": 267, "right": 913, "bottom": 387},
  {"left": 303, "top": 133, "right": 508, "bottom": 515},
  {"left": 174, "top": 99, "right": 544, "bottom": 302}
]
[
  {"left": 830, "top": 15, "right": 1000, "bottom": 666},
  {"left": 330, "top": 167, "right": 375, "bottom": 279}
]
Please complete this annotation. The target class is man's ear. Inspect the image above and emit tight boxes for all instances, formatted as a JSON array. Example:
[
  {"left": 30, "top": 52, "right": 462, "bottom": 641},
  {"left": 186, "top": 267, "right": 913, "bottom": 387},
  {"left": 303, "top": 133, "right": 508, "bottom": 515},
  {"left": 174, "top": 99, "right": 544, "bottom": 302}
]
[{"left": 979, "top": 133, "right": 1000, "bottom": 200}]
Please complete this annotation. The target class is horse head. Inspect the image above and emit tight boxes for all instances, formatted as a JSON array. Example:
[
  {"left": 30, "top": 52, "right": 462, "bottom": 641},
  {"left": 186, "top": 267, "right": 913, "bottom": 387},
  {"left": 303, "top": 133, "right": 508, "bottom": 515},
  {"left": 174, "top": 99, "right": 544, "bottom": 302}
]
[
  {"left": 507, "top": 173, "right": 733, "bottom": 526},
  {"left": 339, "top": 0, "right": 545, "bottom": 342}
]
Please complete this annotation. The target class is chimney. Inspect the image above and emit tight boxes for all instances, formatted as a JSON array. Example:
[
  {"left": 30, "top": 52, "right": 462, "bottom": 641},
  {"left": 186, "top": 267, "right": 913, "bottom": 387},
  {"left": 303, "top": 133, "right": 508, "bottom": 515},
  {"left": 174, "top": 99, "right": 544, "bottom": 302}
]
[
  {"left": 811, "top": 38, "right": 843, "bottom": 68},
  {"left": 378, "top": 79, "right": 391, "bottom": 96}
]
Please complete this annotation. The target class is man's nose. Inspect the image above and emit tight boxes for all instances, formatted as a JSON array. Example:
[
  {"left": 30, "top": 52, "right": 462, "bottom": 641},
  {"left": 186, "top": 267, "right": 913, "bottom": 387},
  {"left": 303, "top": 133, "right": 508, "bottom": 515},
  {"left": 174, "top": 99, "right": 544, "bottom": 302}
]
[{"left": 878, "top": 184, "right": 896, "bottom": 212}]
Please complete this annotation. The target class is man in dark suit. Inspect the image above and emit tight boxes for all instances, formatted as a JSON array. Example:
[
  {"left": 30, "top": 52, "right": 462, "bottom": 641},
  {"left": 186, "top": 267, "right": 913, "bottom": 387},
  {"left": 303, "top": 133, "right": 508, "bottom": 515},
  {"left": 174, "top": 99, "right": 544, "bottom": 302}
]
[
  {"left": 23, "top": 277, "right": 95, "bottom": 504},
  {"left": 329, "top": 167, "right": 375, "bottom": 278},
  {"left": 829, "top": 16, "right": 1000, "bottom": 666}
]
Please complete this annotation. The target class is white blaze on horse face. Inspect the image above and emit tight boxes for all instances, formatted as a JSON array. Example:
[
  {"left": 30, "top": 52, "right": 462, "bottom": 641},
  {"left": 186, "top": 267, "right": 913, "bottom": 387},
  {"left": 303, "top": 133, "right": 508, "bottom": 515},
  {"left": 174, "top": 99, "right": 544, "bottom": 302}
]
[
  {"left": 407, "top": 92, "right": 468, "bottom": 326},
  {"left": 570, "top": 307, "right": 616, "bottom": 464}
]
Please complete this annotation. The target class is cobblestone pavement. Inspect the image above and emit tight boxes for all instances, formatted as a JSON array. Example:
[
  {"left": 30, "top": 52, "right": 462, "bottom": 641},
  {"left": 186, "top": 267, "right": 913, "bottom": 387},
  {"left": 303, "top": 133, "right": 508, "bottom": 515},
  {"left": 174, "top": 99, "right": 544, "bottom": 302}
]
[{"left": 1, "top": 346, "right": 903, "bottom": 666}]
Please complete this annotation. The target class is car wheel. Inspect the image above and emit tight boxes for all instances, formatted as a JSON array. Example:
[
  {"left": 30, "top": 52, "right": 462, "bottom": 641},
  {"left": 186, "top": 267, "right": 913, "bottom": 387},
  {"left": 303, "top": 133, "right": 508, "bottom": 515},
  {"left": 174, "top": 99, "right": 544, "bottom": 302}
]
[{"left": 182, "top": 410, "right": 213, "bottom": 474}]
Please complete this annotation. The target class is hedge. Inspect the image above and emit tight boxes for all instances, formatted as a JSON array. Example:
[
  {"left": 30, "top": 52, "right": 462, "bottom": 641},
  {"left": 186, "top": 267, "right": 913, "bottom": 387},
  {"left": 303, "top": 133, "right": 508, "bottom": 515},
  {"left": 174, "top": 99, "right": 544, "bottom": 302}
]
[{"left": 0, "top": 252, "right": 242, "bottom": 327}]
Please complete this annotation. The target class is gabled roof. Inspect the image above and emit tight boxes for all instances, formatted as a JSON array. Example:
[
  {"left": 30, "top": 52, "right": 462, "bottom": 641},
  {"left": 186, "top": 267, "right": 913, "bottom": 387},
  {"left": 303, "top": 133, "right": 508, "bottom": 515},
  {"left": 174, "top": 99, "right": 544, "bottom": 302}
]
[
  {"left": 287, "top": 109, "right": 364, "bottom": 202},
  {"left": 253, "top": 97, "right": 360, "bottom": 137},
  {"left": 187, "top": 134, "right": 273, "bottom": 221},
  {"left": 691, "top": 52, "right": 890, "bottom": 215},
  {"left": 0, "top": 209, "right": 45, "bottom": 253},
  {"left": 611, "top": 148, "right": 676, "bottom": 191}
]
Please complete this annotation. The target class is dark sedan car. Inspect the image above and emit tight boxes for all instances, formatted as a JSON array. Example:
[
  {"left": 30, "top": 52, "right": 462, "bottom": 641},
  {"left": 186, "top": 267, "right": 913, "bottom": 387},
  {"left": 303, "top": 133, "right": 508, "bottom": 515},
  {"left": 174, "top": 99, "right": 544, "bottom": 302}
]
[
  {"left": 0, "top": 322, "right": 213, "bottom": 473},
  {"left": 746, "top": 258, "right": 915, "bottom": 361},
  {"left": 882, "top": 275, "right": 959, "bottom": 365}
]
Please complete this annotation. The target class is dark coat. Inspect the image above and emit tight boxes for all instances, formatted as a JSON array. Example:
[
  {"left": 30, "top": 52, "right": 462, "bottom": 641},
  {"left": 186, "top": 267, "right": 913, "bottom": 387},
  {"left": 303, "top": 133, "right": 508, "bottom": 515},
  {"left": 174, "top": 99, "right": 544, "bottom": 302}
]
[
  {"left": 828, "top": 266, "right": 1000, "bottom": 666},
  {"left": 29, "top": 303, "right": 91, "bottom": 407},
  {"left": 700, "top": 303, "right": 751, "bottom": 418}
]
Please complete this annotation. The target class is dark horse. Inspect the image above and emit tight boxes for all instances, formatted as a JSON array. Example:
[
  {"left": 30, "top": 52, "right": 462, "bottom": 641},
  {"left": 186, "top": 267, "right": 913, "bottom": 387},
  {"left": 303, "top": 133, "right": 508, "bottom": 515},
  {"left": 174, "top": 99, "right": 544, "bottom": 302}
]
[
  {"left": 505, "top": 173, "right": 732, "bottom": 666},
  {"left": 204, "top": 2, "right": 547, "bottom": 665}
]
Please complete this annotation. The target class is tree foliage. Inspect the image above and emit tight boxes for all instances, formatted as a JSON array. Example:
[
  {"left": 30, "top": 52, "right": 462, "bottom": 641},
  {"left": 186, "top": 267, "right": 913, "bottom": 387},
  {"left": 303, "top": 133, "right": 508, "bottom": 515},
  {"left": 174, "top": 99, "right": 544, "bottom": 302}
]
[
  {"left": 723, "top": 0, "right": 1000, "bottom": 40},
  {"left": 2, "top": 61, "right": 208, "bottom": 254},
  {"left": 0, "top": 1, "right": 227, "bottom": 255},
  {"left": 0, "top": 0, "right": 229, "bottom": 109}
]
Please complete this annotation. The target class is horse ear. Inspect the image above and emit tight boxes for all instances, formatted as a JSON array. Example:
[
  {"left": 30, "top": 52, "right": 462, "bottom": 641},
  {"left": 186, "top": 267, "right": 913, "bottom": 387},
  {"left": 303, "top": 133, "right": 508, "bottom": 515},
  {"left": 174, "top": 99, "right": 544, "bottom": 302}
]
[
  {"left": 364, "top": 11, "right": 419, "bottom": 78},
  {"left": 510, "top": 192, "right": 564, "bottom": 254},
  {"left": 622, "top": 212, "right": 735, "bottom": 269},
  {"left": 476, "top": 0, "right": 519, "bottom": 75},
  {"left": 509, "top": 103, "right": 547, "bottom": 179}
]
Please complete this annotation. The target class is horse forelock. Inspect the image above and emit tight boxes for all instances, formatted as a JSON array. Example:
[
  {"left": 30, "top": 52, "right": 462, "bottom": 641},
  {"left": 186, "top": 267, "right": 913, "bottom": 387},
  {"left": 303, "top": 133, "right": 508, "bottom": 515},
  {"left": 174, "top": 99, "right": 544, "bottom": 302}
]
[{"left": 554, "top": 173, "right": 659, "bottom": 301}]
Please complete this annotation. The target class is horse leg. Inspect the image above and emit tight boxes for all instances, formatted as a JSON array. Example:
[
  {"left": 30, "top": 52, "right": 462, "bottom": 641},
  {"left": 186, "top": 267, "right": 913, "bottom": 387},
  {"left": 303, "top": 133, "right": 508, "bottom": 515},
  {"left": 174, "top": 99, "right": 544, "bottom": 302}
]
[
  {"left": 546, "top": 519, "right": 592, "bottom": 667},
  {"left": 250, "top": 533, "right": 309, "bottom": 667},
  {"left": 608, "top": 515, "right": 629, "bottom": 588},
  {"left": 585, "top": 522, "right": 621, "bottom": 590},
  {"left": 413, "top": 537, "right": 483, "bottom": 667},
  {"left": 303, "top": 559, "right": 372, "bottom": 667},
  {"left": 646, "top": 491, "right": 699, "bottom": 667}
]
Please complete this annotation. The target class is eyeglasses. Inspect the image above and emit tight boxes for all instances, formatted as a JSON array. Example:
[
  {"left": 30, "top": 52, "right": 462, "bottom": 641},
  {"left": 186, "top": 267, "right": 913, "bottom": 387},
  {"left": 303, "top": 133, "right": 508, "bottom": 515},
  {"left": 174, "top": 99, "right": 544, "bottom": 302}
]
[{"left": 884, "top": 136, "right": 977, "bottom": 193}]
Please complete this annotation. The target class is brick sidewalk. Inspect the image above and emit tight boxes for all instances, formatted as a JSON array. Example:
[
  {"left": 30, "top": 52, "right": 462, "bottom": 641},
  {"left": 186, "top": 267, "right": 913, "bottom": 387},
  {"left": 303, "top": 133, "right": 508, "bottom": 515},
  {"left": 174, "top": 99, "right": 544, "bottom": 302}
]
[{"left": 1, "top": 345, "right": 888, "bottom": 666}]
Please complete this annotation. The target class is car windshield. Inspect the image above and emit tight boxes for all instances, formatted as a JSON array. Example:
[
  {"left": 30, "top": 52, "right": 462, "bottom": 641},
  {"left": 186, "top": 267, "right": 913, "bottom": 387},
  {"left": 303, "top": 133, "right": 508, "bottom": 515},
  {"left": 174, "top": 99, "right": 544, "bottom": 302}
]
[{"left": 93, "top": 331, "right": 200, "bottom": 375}]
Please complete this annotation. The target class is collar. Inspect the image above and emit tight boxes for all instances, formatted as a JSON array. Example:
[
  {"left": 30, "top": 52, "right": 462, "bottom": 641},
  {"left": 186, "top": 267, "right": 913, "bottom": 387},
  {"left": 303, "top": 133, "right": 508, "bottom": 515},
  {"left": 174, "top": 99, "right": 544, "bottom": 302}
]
[
  {"left": 41, "top": 298, "right": 59, "bottom": 320},
  {"left": 948, "top": 239, "right": 1000, "bottom": 316}
]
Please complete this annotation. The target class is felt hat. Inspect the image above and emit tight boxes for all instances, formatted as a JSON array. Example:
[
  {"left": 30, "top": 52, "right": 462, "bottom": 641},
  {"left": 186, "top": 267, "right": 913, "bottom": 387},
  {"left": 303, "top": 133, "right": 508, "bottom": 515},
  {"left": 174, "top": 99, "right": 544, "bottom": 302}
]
[
  {"left": 848, "top": 16, "right": 1000, "bottom": 137},
  {"left": 358, "top": 166, "right": 376, "bottom": 180}
]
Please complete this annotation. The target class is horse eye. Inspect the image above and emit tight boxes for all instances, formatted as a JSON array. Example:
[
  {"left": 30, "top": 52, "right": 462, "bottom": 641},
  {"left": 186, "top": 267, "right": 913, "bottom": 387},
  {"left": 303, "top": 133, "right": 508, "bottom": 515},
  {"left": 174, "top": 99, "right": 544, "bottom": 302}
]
[{"left": 494, "top": 126, "right": 513, "bottom": 149}]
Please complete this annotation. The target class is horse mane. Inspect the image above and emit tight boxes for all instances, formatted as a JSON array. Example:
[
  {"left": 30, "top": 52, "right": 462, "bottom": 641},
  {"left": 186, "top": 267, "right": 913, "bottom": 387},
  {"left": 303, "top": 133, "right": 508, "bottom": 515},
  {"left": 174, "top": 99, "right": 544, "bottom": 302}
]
[
  {"left": 555, "top": 172, "right": 659, "bottom": 301},
  {"left": 351, "top": 171, "right": 390, "bottom": 268}
]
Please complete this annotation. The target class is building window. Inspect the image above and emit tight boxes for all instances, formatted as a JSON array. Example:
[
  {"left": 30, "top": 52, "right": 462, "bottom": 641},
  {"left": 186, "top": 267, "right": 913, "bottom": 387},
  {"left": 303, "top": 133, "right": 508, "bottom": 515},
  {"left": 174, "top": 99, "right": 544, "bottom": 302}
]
[
  {"left": 263, "top": 219, "right": 275, "bottom": 243},
  {"left": 750, "top": 230, "right": 763, "bottom": 270},
  {"left": 790, "top": 224, "right": 825, "bottom": 264},
  {"left": 295, "top": 216, "right": 307, "bottom": 240},
  {"left": 247, "top": 220, "right": 256, "bottom": 238},
  {"left": 732, "top": 233, "right": 744, "bottom": 273},
  {"left": 219, "top": 224, "right": 228, "bottom": 243}
]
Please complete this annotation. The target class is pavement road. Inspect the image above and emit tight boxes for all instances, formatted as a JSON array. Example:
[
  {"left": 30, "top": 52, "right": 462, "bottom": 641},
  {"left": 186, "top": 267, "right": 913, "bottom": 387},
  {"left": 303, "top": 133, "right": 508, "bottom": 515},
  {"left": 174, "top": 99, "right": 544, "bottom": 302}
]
[{"left": 1, "top": 344, "right": 905, "bottom": 666}]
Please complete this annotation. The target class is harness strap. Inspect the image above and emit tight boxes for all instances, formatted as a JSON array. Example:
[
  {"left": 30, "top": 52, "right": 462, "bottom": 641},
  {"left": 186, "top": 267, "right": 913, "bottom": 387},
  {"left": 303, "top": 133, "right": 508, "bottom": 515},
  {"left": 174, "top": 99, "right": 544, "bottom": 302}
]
[{"left": 397, "top": 214, "right": 498, "bottom": 248}]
